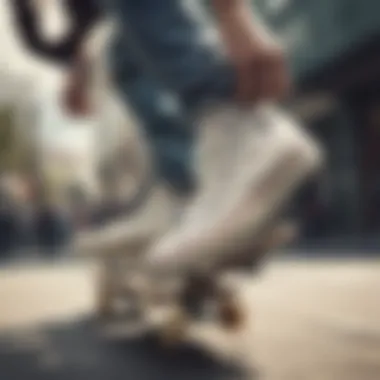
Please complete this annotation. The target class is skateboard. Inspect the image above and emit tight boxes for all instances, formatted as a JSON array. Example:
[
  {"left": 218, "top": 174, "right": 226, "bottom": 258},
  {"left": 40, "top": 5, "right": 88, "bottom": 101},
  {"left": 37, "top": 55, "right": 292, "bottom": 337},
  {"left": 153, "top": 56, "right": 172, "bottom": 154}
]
[{"left": 94, "top": 221, "right": 297, "bottom": 344}]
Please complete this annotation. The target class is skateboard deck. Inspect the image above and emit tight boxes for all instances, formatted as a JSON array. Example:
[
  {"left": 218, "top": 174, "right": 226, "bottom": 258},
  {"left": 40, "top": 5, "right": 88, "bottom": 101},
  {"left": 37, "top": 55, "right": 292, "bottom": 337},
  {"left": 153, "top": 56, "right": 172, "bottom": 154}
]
[{"left": 97, "top": 220, "right": 297, "bottom": 347}]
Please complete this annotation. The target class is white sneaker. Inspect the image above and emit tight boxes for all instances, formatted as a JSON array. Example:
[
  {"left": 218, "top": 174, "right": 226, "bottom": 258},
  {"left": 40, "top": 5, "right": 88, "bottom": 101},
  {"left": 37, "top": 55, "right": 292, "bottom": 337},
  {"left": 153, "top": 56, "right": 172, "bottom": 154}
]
[
  {"left": 170, "top": 104, "right": 252, "bottom": 235},
  {"left": 144, "top": 104, "right": 324, "bottom": 276},
  {"left": 74, "top": 183, "right": 186, "bottom": 258}
]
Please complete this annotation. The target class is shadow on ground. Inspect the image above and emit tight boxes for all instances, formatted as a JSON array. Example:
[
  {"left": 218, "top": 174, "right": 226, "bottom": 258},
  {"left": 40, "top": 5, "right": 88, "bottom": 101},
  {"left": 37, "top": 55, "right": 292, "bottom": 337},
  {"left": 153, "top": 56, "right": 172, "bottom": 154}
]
[{"left": 0, "top": 318, "right": 249, "bottom": 380}]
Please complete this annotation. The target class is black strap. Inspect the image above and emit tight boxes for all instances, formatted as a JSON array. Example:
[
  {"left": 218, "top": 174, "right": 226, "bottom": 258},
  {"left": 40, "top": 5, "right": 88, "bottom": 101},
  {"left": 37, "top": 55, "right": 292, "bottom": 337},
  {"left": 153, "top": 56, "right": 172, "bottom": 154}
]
[{"left": 10, "top": 0, "right": 102, "bottom": 65}]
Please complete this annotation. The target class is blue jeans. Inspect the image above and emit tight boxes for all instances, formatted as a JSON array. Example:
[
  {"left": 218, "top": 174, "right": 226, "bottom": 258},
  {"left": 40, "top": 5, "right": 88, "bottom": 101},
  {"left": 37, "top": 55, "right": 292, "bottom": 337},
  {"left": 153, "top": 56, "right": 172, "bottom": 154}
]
[{"left": 103, "top": 0, "right": 235, "bottom": 194}]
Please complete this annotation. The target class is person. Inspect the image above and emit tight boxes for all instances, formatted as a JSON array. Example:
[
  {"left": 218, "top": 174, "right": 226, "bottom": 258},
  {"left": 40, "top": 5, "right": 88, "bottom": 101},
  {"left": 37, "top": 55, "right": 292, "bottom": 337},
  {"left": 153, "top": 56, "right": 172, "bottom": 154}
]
[{"left": 10, "top": 0, "right": 322, "bottom": 286}]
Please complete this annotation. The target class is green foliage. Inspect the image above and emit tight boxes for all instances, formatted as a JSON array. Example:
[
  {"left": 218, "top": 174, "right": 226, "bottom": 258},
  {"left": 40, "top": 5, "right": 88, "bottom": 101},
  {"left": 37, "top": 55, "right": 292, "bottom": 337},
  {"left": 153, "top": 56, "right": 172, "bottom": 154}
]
[{"left": 0, "top": 107, "right": 31, "bottom": 172}]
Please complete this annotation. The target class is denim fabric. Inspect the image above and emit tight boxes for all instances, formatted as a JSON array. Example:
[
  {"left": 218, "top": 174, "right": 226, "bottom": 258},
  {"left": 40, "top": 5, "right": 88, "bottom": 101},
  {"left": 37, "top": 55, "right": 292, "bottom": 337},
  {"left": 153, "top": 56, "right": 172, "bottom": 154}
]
[{"left": 99, "top": 0, "right": 235, "bottom": 194}]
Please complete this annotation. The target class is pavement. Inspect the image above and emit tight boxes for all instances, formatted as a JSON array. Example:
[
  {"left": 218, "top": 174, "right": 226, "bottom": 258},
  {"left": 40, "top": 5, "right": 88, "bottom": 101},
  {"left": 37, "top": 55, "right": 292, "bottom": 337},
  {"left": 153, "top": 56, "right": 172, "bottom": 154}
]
[{"left": 0, "top": 256, "right": 380, "bottom": 380}]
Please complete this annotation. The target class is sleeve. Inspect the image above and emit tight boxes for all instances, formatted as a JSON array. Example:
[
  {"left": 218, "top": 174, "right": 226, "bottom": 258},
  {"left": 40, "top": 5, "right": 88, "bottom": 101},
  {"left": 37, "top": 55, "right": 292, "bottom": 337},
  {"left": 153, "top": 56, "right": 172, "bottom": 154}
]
[{"left": 10, "top": 0, "right": 102, "bottom": 65}]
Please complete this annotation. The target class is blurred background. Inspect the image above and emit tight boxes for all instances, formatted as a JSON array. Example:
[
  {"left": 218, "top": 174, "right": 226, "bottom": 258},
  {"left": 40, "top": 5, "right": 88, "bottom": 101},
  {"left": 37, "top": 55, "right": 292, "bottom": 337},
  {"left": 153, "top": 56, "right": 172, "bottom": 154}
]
[
  {"left": 258, "top": 0, "right": 380, "bottom": 249},
  {"left": 0, "top": 0, "right": 379, "bottom": 260},
  {"left": 0, "top": 1, "right": 379, "bottom": 379},
  {"left": 0, "top": 0, "right": 148, "bottom": 260}
]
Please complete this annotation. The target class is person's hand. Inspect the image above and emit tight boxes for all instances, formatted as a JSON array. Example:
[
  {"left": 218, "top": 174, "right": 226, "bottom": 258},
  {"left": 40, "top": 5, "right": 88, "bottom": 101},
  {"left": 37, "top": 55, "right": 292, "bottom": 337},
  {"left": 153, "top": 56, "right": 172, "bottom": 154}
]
[
  {"left": 62, "top": 52, "right": 93, "bottom": 117},
  {"left": 63, "top": 80, "right": 91, "bottom": 117},
  {"left": 231, "top": 40, "right": 291, "bottom": 104},
  {"left": 213, "top": 0, "right": 291, "bottom": 104}
]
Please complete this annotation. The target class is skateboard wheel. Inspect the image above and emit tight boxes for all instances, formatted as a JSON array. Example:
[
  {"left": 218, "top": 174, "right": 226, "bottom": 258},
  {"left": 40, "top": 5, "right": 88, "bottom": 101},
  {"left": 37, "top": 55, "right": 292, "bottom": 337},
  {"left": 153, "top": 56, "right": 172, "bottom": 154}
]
[{"left": 217, "top": 291, "right": 246, "bottom": 331}]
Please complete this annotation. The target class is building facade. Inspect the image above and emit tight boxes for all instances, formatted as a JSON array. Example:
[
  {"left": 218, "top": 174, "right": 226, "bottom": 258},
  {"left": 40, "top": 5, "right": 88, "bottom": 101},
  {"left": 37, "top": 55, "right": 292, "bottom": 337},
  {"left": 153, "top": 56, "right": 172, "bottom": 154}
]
[{"left": 253, "top": 0, "right": 380, "bottom": 244}]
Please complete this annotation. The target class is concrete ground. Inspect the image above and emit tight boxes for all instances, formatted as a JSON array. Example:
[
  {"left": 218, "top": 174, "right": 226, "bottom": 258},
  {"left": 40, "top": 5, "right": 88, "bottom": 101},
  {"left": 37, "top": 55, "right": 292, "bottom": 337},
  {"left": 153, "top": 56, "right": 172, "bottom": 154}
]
[{"left": 0, "top": 256, "right": 380, "bottom": 380}]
